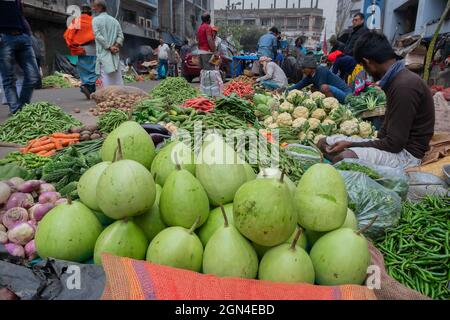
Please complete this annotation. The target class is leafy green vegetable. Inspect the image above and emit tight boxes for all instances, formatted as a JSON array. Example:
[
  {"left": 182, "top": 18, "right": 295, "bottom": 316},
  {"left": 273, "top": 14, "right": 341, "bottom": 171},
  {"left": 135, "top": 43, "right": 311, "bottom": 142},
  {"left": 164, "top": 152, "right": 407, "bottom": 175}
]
[
  {"left": 0, "top": 163, "right": 34, "bottom": 180},
  {"left": 215, "top": 94, "right": 259, "bottom": 127}
]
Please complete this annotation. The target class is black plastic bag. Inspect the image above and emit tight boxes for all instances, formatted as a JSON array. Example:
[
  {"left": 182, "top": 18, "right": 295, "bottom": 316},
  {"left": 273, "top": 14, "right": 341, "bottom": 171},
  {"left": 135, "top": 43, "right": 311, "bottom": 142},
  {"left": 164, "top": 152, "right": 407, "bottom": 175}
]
[
  {"left": 0, "top": 246, "right": 105, "bottom": 300},
  {"left": 53, "top": 54, "right": 79, "bottom": 79}
]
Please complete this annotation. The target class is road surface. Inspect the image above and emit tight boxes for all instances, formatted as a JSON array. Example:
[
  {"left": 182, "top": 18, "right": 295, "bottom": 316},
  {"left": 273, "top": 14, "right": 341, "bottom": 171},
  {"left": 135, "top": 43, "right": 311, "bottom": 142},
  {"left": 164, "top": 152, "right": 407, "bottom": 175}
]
[{"left": 0, "top": 80, "right": 164, "bottom": 158}]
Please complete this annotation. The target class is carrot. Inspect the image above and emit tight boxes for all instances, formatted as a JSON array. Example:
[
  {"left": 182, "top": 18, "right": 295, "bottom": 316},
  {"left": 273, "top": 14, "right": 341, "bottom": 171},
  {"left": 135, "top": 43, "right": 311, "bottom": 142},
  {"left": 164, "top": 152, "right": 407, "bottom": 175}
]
[
  {"left": 52, "top": 138, "right": 63, "bottom": 150},
  {"left": 60, "top": 139, "right": 79, "bottom": 146},
  {"left": 30, "top": 138, "right": 52, "bottom": 148},
  {"left": 41, "top": 150, "right": 56, "bottom": 157},
  {"left": 51, "top": 133, "right": 81, "bottom": 139},
  {"left": 29, "top": 143, "right": 56, "bottom": 153}
]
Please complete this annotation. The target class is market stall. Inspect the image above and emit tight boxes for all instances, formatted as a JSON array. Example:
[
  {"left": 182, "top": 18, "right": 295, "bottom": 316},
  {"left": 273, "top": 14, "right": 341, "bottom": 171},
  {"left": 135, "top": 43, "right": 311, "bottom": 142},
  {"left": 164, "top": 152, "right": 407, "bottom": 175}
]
[{"left": 0, "top": 76, "right": 448, "bottom": 301}]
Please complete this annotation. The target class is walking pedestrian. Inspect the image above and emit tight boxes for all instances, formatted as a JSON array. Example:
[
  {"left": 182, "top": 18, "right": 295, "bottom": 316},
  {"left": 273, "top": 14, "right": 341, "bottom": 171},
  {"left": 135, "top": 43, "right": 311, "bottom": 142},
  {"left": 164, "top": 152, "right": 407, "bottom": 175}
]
[
  {"left": 64, "top": 3, "right": 97, "bottom": 98},
  {"left": 0, "top": 0, "right": 40, "bottom": 114},
  {"left": 156, "top": 38, "right": 170, "bottom": 79},
  {"left": 168, "top": 44, "right": 180, "bottom": 77},
  {"left": 92, "top": 0, "right": 124, "bottom": 86}
]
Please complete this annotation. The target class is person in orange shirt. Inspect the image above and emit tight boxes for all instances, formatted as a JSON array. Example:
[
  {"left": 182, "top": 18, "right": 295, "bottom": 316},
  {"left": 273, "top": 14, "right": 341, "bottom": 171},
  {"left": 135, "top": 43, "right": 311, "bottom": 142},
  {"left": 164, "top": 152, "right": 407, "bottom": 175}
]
[{"left": 64, "top": 3, "right": 97, "bottom": 99}]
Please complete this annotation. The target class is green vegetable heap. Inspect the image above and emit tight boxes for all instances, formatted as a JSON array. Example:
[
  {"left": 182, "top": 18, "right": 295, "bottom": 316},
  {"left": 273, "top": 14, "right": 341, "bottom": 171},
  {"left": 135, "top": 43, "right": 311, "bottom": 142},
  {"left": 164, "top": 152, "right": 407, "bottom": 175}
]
[
  {"left": 98, "top": 109, "right": 129, "bottom": 133},
  {"left": 42, "top": 72, "right": 72, "bottom": 89},
  {"left": 335, "top": 162, "right": 381, "bottom": 180},
  {"left": 151, "top": 77, "right": 198, "bottom": 106},
  {"left": 375, "top": 196, "right": 450, "bottom": 300},
  {"left": 0, "top": 102, "right": 82, "bottom": 144}
]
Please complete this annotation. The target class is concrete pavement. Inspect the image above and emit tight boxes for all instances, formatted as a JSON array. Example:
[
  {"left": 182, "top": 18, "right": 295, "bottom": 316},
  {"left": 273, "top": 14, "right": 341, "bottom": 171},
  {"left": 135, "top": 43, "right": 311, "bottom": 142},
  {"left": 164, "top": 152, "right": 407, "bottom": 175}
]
[{"left": 0, "top": 80, "right": 163, "bottom": 158}]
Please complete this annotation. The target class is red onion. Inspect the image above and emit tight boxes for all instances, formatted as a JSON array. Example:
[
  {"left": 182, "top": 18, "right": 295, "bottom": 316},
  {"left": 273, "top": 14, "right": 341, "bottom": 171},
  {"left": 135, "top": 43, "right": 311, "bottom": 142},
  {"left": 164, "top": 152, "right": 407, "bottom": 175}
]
[
  {"left": 5, "top": 243, "right": 25, "bottom": 258},
  {"left": 2, "top": 207, "right": 28, "bottom": 229},
  {"left": 24, "top": 240, "right": 36, "bottom": 260},
  {"left": 7, "top": 222, "right": 35, "bottom": 245},
  {"left": 38, "top": 192, "right": 61, "bottom": 204},
  {"left": 29, "top": 203, "right": 54, "bottom": 222},
  {"left": 6, "top": 192, "right": 34, "bottom": 210},
  {"left": 18, "top": 180, "right": 42, "bottom": 193},
  {"left": 39, "top": 183, "right": 56, "bottom": 194}
]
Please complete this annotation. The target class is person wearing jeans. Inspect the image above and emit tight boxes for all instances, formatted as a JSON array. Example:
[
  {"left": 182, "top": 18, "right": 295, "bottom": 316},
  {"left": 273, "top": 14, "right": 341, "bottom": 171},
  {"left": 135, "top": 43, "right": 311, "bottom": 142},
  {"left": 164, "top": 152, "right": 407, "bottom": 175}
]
[
  {"left": 256, "top": 56, "right": 288, "bottom": 91},
  {"left": 0, "top": 0, "right": 40, "bottom": 114},
  {"left": 156, "top": 38, "right": 170, "bottom": 79},
  {"left": 287, "top": 56, "right": 352, "bottom": 103}
]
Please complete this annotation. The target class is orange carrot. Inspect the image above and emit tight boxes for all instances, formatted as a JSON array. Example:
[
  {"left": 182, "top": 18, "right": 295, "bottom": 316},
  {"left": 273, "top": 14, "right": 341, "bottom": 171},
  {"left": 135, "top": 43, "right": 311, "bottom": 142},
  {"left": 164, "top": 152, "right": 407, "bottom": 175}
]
[
  {"left": 29, "top": 143, "right": 56, "bottom": 153},
  {"left": 52, "top": 138, "right": 63, "bottom": 150},
  {"left": 51, "top": 133, "right": 81, "bottom": 139},
  {"left": 30, "top": 138, "right": 52, "bottom": 148},
  {"left": 41, "top": 150, "right": 56, "bottom": 157},
  {"left": 60, "top": 139, "right": 79, "bottom": 146}
]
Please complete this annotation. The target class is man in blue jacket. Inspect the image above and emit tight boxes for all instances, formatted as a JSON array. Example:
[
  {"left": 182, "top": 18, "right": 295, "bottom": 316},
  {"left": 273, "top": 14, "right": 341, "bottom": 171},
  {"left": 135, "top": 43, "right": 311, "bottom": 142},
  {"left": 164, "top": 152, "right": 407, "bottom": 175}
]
[
  {"left": 257, "top": 27, "right": 279, "bottom": 60},
  {"left": 287, "top": 56, "right": 352, "bottom": 103}
]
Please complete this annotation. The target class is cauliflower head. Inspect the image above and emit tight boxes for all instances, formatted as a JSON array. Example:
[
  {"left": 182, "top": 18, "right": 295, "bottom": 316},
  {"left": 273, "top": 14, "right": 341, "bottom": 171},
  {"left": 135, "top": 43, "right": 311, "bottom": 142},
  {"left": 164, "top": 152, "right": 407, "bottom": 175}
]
[
  {"left": 276, "top": 112, "right": 293, "bottom": 126},
  {"left": 271, "top": 111, "right": 279, "bottom": 121},
  {"left": 358, "top": 121, "right": 373, "bottom": 138},
  {"left": 292, "top": 117, "right": 308, "bottom": 129},
  {"left": 307, "top": 118, "right": 321, "bottom": 131},
  {"left": 311, "top": 108, "right": 327, "bottom": 120},
  {"left": 310, "top": 91, "right": 326, "bottom": 101},
  {"left": 268, "top": 123, "right": 279, "bottom": 129},
  {"left": 302, "top": 98, "right": 316, "bottom": 110},
  {"left": 267, "top": 98, "right": 280, "bottom": 110},
  {"left": 313, "top": 134, "right": 327, "bottom": 145},
  {"left": 287, "top": 90, "right": 304, "bottom": 101},
  {"left": 322, "top": 97, "right": 339, "bottom": 111},
  {"left": 264, "top": 116, "right": 274, "bottom": 127},
  {"left": 340, "top": 120, "right": 360, "bottom": 136},
  {"left": 322, "top": 118, "right": 336, "bottom": 127},
  {"left": 298, "top": 131, "right": 315, "bottom": 142},
  {"left": 280, "top": 101, "right": 294, "bottom": 113},
  {"left": 292, "top": 106, "right": 309, "bottom": 119}
]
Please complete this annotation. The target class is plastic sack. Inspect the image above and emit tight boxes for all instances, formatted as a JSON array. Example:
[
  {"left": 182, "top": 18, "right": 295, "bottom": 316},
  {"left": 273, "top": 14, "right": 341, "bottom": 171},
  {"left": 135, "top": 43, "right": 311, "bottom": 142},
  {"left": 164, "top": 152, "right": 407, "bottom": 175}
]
[
  {"left": 200, "top": 70, "right": 223, "bottom": 97},
  {"left": 91, "top": 85, "right": 149, "bottom": 104},
  {"left": 339, "top": 171, "right": 402, "bottom": 240},
  {"left": 284, "top": 144, "right": 322, "bottom": 170},
  {"left": 335, "top": 158, "right": 409, "bottom": 199}
]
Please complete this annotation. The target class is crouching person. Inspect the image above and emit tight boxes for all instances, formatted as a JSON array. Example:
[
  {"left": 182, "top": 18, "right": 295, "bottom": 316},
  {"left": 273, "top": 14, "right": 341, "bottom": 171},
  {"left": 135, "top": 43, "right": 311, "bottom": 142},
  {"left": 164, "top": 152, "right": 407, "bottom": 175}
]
[
  {"left": 317, "top": 32, "right": 435, "bottom": 170},
  {"left": 256, "top": 56, "right": 288, "bottom": 91},
  {"left": 286, "top": 56, "right": 352, "bottom": 103}
]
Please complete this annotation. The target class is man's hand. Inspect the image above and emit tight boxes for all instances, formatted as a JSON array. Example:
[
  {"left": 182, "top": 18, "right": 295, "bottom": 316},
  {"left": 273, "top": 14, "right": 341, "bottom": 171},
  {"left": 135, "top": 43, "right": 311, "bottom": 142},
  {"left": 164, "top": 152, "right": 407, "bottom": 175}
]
[
  {"left": 109, "top": 46, "right": 120, "bottom": 54},
  {"left": 326, "top": 141, "right": 352, "bottom": 154}
]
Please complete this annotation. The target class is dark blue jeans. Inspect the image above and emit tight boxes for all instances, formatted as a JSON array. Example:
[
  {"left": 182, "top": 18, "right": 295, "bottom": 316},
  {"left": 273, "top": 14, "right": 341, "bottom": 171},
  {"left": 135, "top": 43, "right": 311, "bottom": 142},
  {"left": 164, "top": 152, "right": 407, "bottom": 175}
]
[
  {"left": 0, "top": 33, "right": 40, "bottom": 113},
  {"left": 157, "top": 59, "right": 168, "bottom": 79}
]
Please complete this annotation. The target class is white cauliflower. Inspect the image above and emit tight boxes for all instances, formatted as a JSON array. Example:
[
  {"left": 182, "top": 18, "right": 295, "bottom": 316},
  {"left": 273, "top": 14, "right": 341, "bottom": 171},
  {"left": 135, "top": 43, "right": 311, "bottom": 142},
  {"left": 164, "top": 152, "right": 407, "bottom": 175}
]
[
  {"left": 311, "top": 108, "right": 327, "bottom": 120},
  {"left": 302, "top": 98, "right": 317, "bottom": 111},
  {"left": 358, "top": 121, "right": 373, "bottom": 138},
  {"left": 314, "top": 134, "right": 327, "bottom": 145},
  {"left": 322, "top": 118, "right": 336, "bottom": 127},
  {"left": 276, "top": 112, "right": 293, "bottom": 127},
  {"left": 267, "top": 98, "right": 280, "bottom": 110},
  {"left": 292, "top": 117, "right": 308, "bottom": 129},
  {"left": 340, "top": 120, "right": 360, "bottom": 136},
  {"left": 271, "top": 111, "right": 279, "bottom": 121},
  {"left": 292, "top": 106, "right": 309, "bottom": 119},
  {"left": 310, "top": 91, "right": 326, "bottom": 101},
  {"left": 264, "top": 116, "right": 274, "bottom": 127},
  {"left": 287, "top": 90, "right": 304, "bottom": 101},
  {"left": 322, "top": 97, "right": 339, "bottom": 111},
  {"left": 307, "top": 118, "right": 321, "bottom": 131},
  {"left": 268, "top": 123, "right": 279, "bottom": 129},
  {"left": 298, "top": 131, "right": 315, "bottom": 142},
  {"left": 280, "top": 101, "right": 294, "bottom": 113}
]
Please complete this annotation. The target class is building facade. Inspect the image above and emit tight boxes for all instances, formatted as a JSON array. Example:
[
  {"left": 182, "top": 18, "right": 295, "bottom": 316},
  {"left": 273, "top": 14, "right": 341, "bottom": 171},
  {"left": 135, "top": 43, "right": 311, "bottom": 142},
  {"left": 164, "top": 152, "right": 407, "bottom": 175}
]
[
  {"left": 158, "top": 0, "right": 213, "bottom": 43},
  {"left": 22, "top": 0, "right": 159, "bottom": 74},
  {"left": 214, "top": 6, "right": 325, "bottom": 48}
]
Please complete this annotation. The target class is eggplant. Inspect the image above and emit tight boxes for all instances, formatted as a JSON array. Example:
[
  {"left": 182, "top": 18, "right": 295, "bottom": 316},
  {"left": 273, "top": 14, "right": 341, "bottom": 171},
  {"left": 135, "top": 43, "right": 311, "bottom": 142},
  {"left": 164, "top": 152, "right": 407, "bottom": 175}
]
[
  {"left": 150, "top": 133, "right": 171, "bottom": 146},
  {"left": 141, "top": 123, "right": 170, "bottom": 136}
]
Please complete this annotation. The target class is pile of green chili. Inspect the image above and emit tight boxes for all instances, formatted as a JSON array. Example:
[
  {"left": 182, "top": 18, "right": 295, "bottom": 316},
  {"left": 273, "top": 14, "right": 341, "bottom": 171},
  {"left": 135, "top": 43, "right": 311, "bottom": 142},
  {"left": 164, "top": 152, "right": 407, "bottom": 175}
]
[
  {"left": 0, "top": 102, "right": 82, "bottom": 144},
  {"left": 375, "top": 196, "right": 450, "bottom": 300}
]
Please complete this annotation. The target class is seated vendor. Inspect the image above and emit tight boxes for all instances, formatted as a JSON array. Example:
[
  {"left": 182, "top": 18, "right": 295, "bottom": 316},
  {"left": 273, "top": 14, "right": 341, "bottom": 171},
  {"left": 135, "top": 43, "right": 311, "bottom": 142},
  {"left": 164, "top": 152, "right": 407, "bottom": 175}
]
[
  {"left": 256, "top": 56, "right": 288, "bottom": 90},
  {"left": 287, "top": 56, "right": 352, "bottom": 103},
  {"left": 317, "top": 32, "right": 435, "bottom": 170}
]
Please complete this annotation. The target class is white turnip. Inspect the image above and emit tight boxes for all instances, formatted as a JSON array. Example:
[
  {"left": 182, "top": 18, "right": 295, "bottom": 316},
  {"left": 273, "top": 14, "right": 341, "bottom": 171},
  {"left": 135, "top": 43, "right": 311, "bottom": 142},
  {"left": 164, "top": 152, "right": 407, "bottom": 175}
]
[
  {"left": 0, "top": 223, "right": 5, "bottom": 232},
  {"left": 54, "top": 198, "right": 68, "bottom": 205},
  {"left": 2, "top": 207, "right": 28, "bottom": 229},
  {"left": 7, "top": 222, "right": 35, "bottom": 245},
  {"left": 38, "top": 192, "right": 61, "bottom": 204},
  {"left": 0, "top": 181, "right": 11, "bottom": 204},
  {"left": 6, "top": 192, "right": 34, "bottom": 210},
  {"left": 18, "top": 180, "right": 42, "bottom": 193},
  {"left": 39, "top": 183, "right": 56, "bottom": 194},
  {"left": 0, "top": 231, "right": 7, "bottom": 244},
  {"left": 24, "top": 240, "right": 36, "bottom": 260},
  {"left": 29, "top": 203, "right": 54, "bottom": 222},
  {"left": 7, "top": 177, "right": 25, "bottom": 191},
  {"left": 5, "top": 243, "right": 25, "bottom": 258}
]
